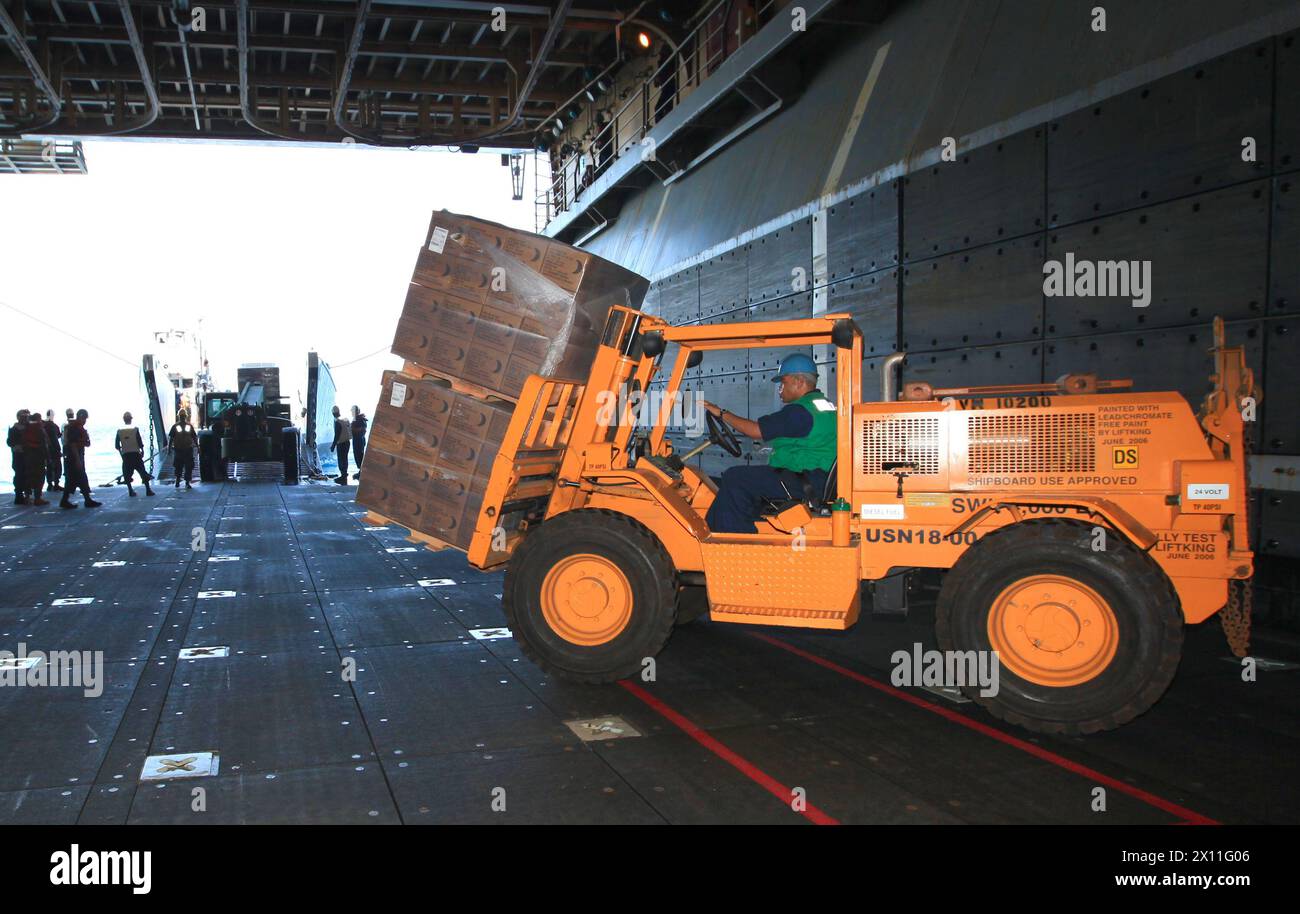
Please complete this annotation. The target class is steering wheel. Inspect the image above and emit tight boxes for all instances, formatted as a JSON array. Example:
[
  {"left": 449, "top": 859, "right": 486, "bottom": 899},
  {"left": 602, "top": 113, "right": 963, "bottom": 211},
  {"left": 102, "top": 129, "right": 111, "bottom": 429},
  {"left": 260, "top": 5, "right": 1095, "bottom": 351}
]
[{"left": 706, "top": 409, "right": 743, "bottom": 457}]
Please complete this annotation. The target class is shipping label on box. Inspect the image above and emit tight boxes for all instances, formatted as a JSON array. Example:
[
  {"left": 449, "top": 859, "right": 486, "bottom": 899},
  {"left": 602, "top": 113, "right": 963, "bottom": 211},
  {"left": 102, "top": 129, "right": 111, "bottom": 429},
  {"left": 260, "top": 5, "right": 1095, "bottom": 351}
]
[{"left": 427, "top": 224, "right": 449, "bottom": 253}]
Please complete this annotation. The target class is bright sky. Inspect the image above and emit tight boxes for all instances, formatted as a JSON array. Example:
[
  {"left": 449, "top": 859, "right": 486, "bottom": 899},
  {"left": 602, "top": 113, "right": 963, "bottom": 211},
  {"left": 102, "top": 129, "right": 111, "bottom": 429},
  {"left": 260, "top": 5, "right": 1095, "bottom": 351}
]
[{"left": 0, "top": 138, "right": 540, "bottom": 423}]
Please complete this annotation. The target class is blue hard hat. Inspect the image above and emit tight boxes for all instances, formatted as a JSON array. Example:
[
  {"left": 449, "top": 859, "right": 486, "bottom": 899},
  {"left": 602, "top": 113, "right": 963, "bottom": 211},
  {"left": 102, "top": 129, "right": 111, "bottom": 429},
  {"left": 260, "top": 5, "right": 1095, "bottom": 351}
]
[{"left": 772, "top": 352, "right": 817, "bottom": 382}]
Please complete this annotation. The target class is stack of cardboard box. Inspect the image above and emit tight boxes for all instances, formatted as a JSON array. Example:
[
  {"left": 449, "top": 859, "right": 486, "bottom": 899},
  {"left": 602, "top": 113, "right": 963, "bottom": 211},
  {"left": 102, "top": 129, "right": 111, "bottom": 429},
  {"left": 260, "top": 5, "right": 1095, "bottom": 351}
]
[
  {"left": 358, "top": 371, "right": 513, "bottom": 550},
  {"left": 358, "top": 211, "right": 649, "bottom": 550},
  {"left": 391, "top": 211, "right": 648, "bottom": 402}
]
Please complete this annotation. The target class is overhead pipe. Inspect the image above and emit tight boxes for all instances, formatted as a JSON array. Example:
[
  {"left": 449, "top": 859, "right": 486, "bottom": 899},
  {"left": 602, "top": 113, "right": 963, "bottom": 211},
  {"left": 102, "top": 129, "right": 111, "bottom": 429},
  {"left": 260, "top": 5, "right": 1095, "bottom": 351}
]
[
  {"left": 330, "top": 0, "right": 572, "bottom": 146},
  {"left": 6, "top": 0, "right": 159, "bottom": 136},
  {"left": 169, "top": 1, "right": 201, "bottom": 131},
  {"left": 235, "top": 0, "right": 327, "bottom": 141},
  {"left": 0, "top": 3, "right": 63, "bottom": 135},
  {"left": 94, "top": 0, "right": 160, "bottom": 135}
]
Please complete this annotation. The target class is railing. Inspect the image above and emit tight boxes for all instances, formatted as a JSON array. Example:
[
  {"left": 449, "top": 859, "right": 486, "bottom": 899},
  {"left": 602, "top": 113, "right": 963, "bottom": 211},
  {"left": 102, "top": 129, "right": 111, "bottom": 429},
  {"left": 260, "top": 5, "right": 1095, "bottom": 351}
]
[{"left": 539, "top": 0, "right": 780, "bottom": 224}]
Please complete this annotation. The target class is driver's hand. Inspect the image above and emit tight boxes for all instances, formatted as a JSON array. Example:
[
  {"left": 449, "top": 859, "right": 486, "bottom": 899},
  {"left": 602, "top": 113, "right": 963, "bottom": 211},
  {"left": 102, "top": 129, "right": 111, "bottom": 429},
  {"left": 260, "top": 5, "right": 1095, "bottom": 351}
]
[{"left": 700, "top": 400, "right": 722, "bottom": 418}]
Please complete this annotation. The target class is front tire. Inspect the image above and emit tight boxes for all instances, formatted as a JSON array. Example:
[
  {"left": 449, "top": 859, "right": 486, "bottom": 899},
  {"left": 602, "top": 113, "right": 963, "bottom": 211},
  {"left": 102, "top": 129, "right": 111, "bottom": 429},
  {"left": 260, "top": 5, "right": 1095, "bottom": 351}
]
[
  {"left": 504, "top": 510, "right": 677, "bottom": 683},
  {"left": 936, "top": 519, "right": 1182, "bottom": 735}
]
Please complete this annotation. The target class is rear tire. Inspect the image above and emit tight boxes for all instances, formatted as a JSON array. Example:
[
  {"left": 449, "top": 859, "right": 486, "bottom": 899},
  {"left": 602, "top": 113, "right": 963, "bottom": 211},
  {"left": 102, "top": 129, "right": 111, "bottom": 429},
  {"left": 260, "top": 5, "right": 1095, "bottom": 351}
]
[
  {"left": 504, "top": 510, "right": 677, "bottom": 683},
  {"left": 197, "top": 430, "right": 216, "bottom": 482},
  {"left": 935, "top": 519, "right": 1182, "bottom": 735}
]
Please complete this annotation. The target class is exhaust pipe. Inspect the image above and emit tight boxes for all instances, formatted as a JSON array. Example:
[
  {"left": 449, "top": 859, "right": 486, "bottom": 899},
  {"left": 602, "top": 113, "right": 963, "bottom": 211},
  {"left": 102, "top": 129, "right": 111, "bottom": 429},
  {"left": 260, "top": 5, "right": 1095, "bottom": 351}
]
[{"left": 881, "top": 352, "right": 906, "bottom": 402}]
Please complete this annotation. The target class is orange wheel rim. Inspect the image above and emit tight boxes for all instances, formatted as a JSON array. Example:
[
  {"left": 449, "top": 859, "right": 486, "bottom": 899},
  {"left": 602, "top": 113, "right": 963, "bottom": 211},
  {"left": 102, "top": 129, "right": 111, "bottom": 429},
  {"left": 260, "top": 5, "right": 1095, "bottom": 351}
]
[
  {"left": 540, "top": 553, "right": 633, "bottom": 646},
  {"left": 987, "top": 574, "right": 1119, "bottom": 687}
]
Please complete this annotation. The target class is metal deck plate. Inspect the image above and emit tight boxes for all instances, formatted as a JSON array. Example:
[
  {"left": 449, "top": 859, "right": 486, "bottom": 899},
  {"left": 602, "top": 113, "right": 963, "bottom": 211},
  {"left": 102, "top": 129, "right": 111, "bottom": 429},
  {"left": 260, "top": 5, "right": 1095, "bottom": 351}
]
[
  {"left": 0, "top": 571, "right": 68, "bottom": 607},
  {"left": 345, "top": 643, "right": 569, "bottom": 758},
  {"left": 127, "top": 762, "right": 400, "bottom": 824},
  {"left": 592, "top": 734, "right": 803, "bottom": 825},
  {"left": 321, "top": 587, "right": 465, "bottom": 649},
  {"left": 186, "top": 592, "right": 328, "bottom": 656},
  {"left": 0, "top": 660, "right": 143, "bottom": 791},
  {"left": 151, "top": 652, "right": 375, "bottom": 774},
  {"left": 0, "top": 604, "right": 162, "bottom": 661},
  {"left": 62, "top": 563, "right": 188, "bottom": 608},
  {"left": 0, "top": 785, "right": 92, "bottom": 825},
  {"left": 308, "top": 554, "right": 413, "bottom": 591},
  {"left": 429, "top": 582, "right": 508, "bottom": 629},
  {"left": 200, "top": 555, "right": 311, "bottom": 596},
  {"left": 385, "top": 745, "right": 663, "bottom": 825}
]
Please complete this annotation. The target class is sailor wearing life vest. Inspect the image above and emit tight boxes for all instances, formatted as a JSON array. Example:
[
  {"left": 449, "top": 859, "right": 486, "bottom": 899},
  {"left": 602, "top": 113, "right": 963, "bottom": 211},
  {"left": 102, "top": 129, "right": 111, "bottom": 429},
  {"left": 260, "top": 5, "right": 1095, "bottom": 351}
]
[
  {"left": 169, "top": 409, "right": 198, "bottom": 489},
  {"left": 116, "top": 412, "right": 155, "bottom": 497},
  {"left": 700, "top": 353, "right": 838, "bottom": 534}
]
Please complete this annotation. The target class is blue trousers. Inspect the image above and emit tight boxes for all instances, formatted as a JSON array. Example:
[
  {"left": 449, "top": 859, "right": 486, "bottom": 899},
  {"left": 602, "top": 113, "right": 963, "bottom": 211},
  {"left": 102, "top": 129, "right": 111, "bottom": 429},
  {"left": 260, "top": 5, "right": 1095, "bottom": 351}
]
[{"left": 705, "top": 465, "right": 828, "bottom": 534}]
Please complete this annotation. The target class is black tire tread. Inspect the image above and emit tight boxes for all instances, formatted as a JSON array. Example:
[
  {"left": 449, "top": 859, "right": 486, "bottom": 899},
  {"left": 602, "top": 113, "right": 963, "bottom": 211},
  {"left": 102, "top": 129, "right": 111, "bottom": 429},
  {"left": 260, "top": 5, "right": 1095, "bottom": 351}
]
[
  {"left": 503, "top": 509, "right": 677, "bottom": 684},
  {"left": 936, "top": 518, "right": 1182, "bottom": 736}
]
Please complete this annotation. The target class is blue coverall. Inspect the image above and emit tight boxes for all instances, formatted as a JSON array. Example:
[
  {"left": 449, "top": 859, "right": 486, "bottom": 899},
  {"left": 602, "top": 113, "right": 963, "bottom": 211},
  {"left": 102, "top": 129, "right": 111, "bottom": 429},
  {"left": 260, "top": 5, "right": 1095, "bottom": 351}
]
[{"left": 704, "top": 403, "right": 829, "bottom": 534}]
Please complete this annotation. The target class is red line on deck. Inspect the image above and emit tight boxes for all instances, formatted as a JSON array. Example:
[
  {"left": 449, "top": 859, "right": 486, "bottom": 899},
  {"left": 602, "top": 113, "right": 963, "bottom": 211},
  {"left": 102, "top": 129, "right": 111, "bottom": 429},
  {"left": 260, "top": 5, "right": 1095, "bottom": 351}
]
[
  {"left": 748, "top": 632, "right": 1219, "bottom": 826},
  {"left": 618, "top": 679, "right": 840, "bottom": 825}
]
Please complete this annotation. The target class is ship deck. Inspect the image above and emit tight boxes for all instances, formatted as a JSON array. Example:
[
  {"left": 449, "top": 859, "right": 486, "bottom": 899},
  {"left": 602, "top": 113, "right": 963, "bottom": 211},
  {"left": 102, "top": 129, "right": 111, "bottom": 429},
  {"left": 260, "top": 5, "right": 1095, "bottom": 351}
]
[{"left": 0, "top": 480, "right": 1296, "bottom": 825}]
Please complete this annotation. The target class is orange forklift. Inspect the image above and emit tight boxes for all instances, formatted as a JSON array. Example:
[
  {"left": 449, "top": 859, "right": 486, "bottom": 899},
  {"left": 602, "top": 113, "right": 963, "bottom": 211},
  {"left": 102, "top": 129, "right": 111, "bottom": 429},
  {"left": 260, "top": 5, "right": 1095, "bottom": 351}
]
[{"left": 447, "top": 307, "right": 1255, "bottom": 735}]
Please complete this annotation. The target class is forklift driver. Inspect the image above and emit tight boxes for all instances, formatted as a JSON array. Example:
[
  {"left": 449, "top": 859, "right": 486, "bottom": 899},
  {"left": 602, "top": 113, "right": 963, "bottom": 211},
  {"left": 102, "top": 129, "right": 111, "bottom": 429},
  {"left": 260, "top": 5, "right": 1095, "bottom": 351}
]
[{"left": 700, "top": 353, "right": 838, "bottom": 534}]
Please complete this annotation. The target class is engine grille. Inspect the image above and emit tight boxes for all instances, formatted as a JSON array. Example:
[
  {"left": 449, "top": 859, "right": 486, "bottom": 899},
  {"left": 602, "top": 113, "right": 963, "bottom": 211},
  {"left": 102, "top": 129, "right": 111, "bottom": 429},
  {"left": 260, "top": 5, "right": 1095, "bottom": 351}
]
[
  {"left": 860, "top": 417, "right": 940, "bottom": 476},
  {"left": 967, "top": 413, "right": 1096, "bottom": 474}
]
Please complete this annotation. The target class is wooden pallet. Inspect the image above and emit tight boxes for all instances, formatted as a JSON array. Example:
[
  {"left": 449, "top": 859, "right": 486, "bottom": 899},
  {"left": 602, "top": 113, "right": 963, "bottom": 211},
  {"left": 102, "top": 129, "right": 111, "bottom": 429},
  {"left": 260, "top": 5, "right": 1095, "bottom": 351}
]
[
  {"left": 361, "top": 510, "right": 458, "bottom": 554},
  {"left": 401, "top": 360, "right": 516, "bottom": 405}
]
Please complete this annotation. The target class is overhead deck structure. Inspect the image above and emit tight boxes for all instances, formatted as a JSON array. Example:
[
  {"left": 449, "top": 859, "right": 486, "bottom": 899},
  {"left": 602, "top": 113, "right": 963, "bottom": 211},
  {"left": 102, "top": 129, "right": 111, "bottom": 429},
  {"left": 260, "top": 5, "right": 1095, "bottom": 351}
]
[{"left": 0, "top": 0, "right": 640, "bottom": 146}]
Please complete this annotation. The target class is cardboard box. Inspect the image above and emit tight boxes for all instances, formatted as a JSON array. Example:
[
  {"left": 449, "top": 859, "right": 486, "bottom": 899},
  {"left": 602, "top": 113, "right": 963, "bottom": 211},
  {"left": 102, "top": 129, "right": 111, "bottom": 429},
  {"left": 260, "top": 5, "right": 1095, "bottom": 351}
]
[
  {"left": 394, "top": 210, "right": 649, "bottom": 400},
  {"left": 356, "top": 371, "right": 515, "bottom": 550}
]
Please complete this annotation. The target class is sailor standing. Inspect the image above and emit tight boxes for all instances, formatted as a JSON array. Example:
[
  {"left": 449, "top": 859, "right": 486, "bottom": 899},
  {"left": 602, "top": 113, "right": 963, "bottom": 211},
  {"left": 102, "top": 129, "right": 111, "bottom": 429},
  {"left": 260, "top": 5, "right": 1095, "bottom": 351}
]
[
  {"left": 169, "top": 409, "right": 197, "bottom": 490},
  {"left": 20, "top": 410, "right": 50, "bottom": 506},
  {"left": 59, "top": 410, "right": 101, "bottom": 509},
  {"left": 350, "top": 405, "right": 368, "bottom": 480},
  {"left": 330, "top": 405, "right": 350, "bottom": 485},
  {"left": 43, "top": 410, "right": 62, "bottom": 491},
  {"left": 116, "top": 412, "right": 156, "bottom": 497},
  {"left": 7, "top": 409, "right": 29, "bottom": 505}
]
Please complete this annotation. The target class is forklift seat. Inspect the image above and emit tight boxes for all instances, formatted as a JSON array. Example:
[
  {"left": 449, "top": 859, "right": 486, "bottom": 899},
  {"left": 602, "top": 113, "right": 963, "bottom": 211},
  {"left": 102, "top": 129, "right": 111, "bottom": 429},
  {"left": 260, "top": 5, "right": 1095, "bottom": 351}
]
[{"left": 759, "top": 458, "right": 837, "bottom": 517}]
